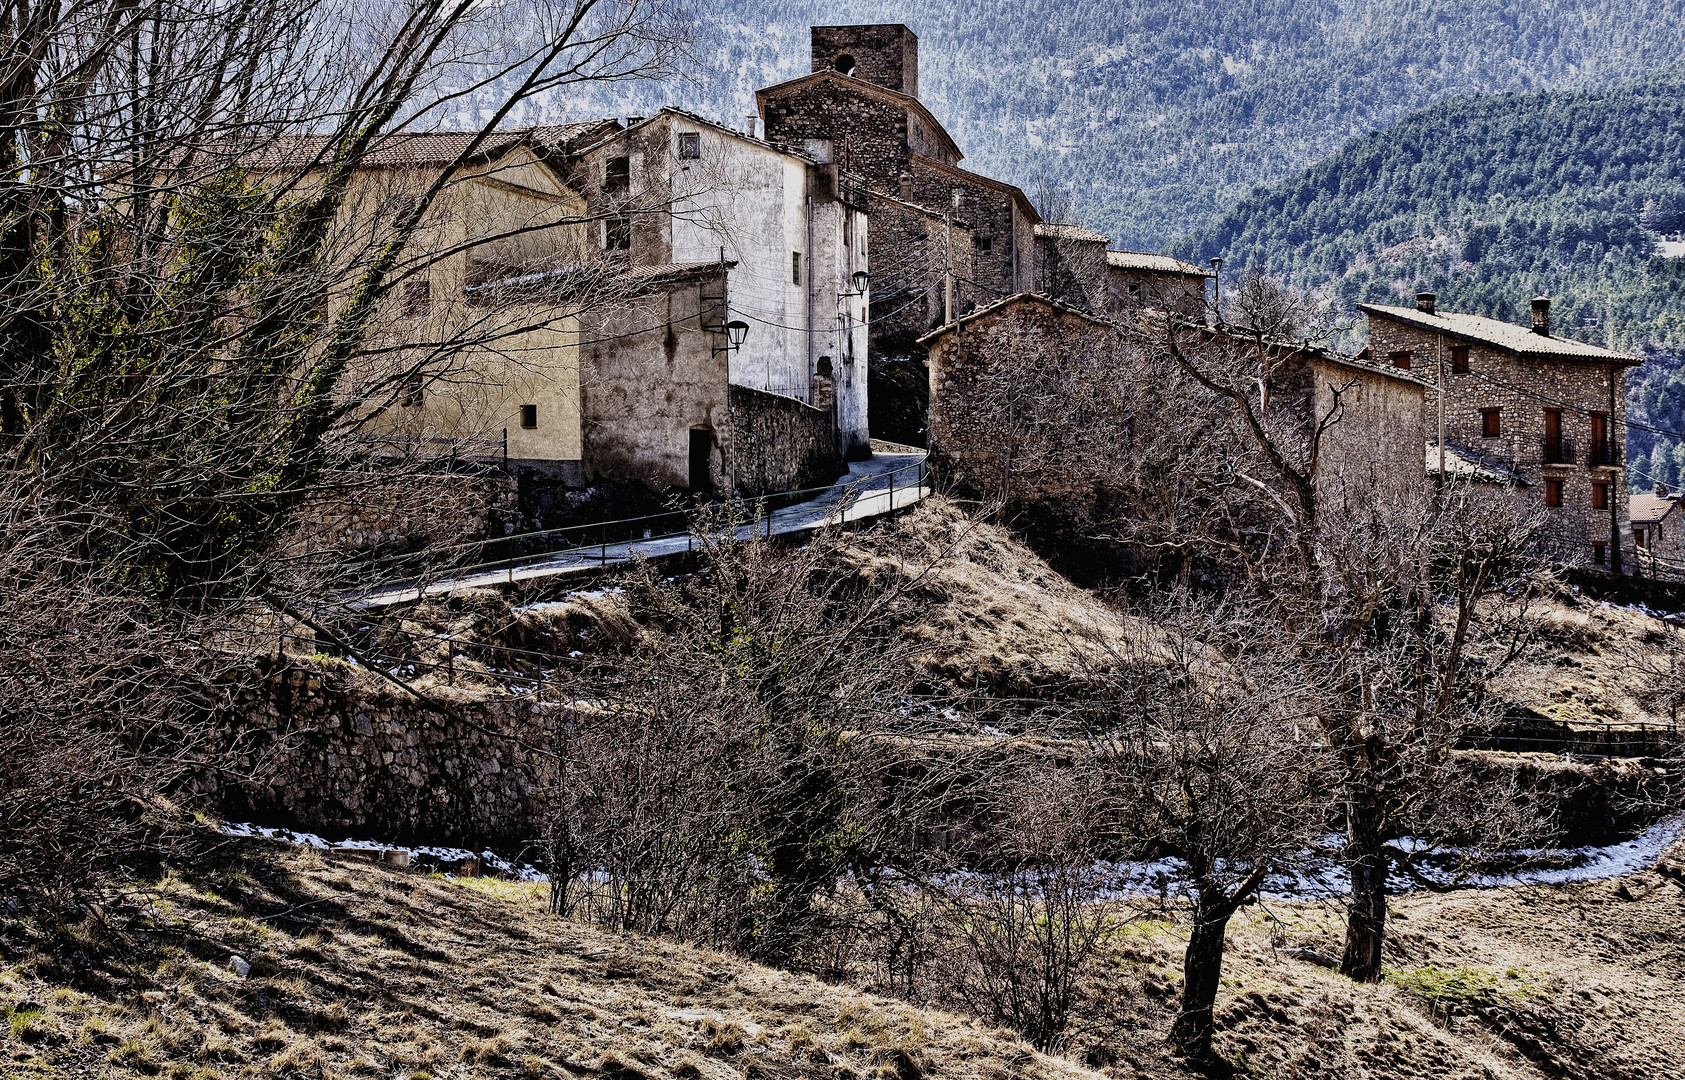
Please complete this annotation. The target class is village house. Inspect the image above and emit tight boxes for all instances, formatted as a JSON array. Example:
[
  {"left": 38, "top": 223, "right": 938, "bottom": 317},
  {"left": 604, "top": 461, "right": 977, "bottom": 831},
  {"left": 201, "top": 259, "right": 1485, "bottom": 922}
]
[
  {"left": 563, "top": 109, "right": 872, "bottom": 482},
  {"left": 1629, "top": 485, "right": 1683, "bottom": 570},
  {"left": 269, "top": 108, "right": 872, "bottom": 508},
  {"left": 921, "top": 293, "right": 1430, "bottom": 516},
  {"left": 1360, "top": 294, "right": 1642, "bottom": 571},
  {"left": 757, "top": 23, "right": 1214, "bottom": 450},
  {"left": 266, "top": 124, "right": 611, "bottom": 477}
]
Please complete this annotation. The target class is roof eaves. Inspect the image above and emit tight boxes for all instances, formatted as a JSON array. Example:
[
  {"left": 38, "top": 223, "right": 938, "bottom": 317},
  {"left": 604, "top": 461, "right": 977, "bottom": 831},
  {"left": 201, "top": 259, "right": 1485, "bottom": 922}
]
[
  {"left": 915, "top": 291, "right": 1110, "bottom": 346},
  {"left": 1357, "top": 303, "right": 1640, "bottom": 365},
  {"left": 755, "top": 70, "right": 965, "bottom": 164},
  {"left": 909, "top": 154, "right": 1040, "bottom": 224}
]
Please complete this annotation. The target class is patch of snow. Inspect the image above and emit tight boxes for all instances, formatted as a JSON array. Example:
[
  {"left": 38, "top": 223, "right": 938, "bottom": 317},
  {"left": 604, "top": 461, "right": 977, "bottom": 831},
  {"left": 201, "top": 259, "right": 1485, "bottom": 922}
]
[{"left": 218, "top": 822, "right": 547, "bottom": 881}]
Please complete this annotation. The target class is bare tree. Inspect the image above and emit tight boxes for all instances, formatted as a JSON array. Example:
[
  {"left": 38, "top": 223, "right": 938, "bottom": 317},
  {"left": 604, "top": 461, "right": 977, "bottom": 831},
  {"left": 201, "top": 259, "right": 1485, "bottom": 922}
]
[
  {"left": 1140, "top": 272, "right": 1553, "bottom": 982},
  {"left": 539, "top": 505, "right": 957, "bottom": 966},
  {"left": 0, "top": 0, "right": 692, "bottom": 911},
  {"left": 935, "top": 755, "right": 1117, "bottom": 1055},
  {"left": 1075, "top": 595, "right": 1328, "bottom": 1067}
]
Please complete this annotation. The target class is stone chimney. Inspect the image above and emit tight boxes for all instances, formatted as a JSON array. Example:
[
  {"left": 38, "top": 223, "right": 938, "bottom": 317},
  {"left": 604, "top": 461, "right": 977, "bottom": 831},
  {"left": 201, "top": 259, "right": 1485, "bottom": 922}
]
[
  {"left": 1658, "top": 482, "right": 1672, "bottom": 498},
  {"left": 898, "top": 172, "right": 912, "bottom": 200},
  {"left": 1416, "top": 292, "right": 1436, "bottom": 315},
  {"left": 1531, "top": 296, "right": 1551, "bottom": 336}
]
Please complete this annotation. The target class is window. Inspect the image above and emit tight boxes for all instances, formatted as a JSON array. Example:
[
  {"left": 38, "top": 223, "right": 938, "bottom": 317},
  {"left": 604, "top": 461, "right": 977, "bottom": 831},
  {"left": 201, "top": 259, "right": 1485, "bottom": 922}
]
[
  {"left": 976, "top": 235, "right": 993, "bottom": 253},
  {"left": 605, "top": 155, "right": 630, "bottom": 193},
  {"left": 402, "top": 279, "right": 431, "bottom": 315},
  {"left": 402, "top": 374, "right": 424, "bottom": 408},
  {"left": 1544, "top": 478, "right": 1564, "bottom": 507},
  {"left": 1481, "top": 408, "right": 1501, "bottom": 438},
  {"left": 605, "top": 214, "right": 631, "bottom": 250},
  {"left": 1543, "top": 408, "right": 1565, "bottom": 462},
  {"left": 1128, "top": 282, "right": 1143, "bottom": 300},
  {"left": 520, "top": 404, "right": 538, "bottom": 429},
  {"left": 834, "top": 53, "right": 856, "bottom": 76},
  {"left": 1451, "top": 344, "right": 1470, "bottom": 373},
  {"left": 1592, "top": 481, "right": 1610, "bottom": 510},
  {"left": 1635, "top": 528, "right": 1648, "bottom": 549},
  {"left": 1593, "top": 542, "right": 1607, "bottom": 566},
  {"left": 1387, "top": 350, "right": 1412, "bottom": 369},
  {"left": 792, "top": 251, "right": 803, "bottom": 285},
  {"left": 677, "top": 133, "right": 700, "bottom": 160},
  {"left": 1589, "top": 412, "right": 1611, "bottom": 464}
]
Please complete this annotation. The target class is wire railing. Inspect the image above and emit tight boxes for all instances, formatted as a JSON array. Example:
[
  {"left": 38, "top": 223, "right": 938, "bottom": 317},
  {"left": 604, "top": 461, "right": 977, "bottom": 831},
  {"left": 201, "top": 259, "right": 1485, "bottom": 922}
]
[{"left": 347, "top": 456, "right": 931, "bottom": 601}]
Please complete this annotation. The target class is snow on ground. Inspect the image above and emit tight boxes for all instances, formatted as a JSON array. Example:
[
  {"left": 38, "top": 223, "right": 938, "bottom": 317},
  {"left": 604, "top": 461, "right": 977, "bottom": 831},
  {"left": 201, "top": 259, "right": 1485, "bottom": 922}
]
[{"left": 222, "top": 814, "right": 1684, "bottom": 897}]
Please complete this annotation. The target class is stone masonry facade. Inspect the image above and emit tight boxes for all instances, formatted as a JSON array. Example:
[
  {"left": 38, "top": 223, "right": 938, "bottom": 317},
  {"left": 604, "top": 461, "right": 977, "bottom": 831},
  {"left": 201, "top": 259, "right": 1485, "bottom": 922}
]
[
  {"left": 924, "top": 295, "right": 1127, "bottom": 511},
  {"left": 1366, "top": 310, "right": 1634, "bottom": 569},
  {"left": 728, "top": 383, "right": 845, "bottom": 498},
  {"left": 193, "top": 660, "right": 555, "bottom": 848}
]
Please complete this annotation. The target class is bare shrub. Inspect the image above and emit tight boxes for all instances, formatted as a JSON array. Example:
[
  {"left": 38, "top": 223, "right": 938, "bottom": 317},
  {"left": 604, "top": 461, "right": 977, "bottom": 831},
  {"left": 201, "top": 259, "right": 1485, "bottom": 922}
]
[
  {"left": 933, "top": 758, "right": 1116, "bottom": 1054},
  {"left": 540, "top": 508, "right": 951, "bottom": 967}
]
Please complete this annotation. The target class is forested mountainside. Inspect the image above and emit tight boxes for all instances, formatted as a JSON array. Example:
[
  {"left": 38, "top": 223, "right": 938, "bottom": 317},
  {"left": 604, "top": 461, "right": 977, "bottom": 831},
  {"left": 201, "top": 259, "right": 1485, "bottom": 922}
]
[
  {"left": 536, "top": 0, "right": 1685, "bottom": 249},
  {"left": 1179, "top": 75, "right": 1685, "bottom": 490}
]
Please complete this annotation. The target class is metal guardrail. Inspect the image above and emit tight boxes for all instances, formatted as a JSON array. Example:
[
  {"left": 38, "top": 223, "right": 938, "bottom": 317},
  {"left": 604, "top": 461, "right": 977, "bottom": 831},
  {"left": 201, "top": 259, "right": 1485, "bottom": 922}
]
[{"left": 351, "top": 457, "right": 930, "bottom": 599}]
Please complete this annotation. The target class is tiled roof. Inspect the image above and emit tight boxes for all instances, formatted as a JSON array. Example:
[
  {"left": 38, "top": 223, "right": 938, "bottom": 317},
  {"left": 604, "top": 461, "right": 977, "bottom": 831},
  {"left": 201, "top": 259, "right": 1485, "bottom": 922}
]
[
  {"left": 466, "top": 260, "right": 730, "bottom": 297},
  {"left": 573, "top": 108, "right": 822, "bottom": 165},
  {"left": 1358, "top": 304, "right": 1640, "bottom": 364},
  {"left": 1106, "top": 250, "right": 1211, "bottom": 276},
  {"left": 249, "top": 122, "right": 618, "bottom": 170},
  {"left": 1629, "top": 492, "right": 1680, "bottom": 525},
  {"left": 1035, "top": 222, "right": 1110, "bottom": 244},
  {"left": 1426, "top": 441, "right": 1530, "bottom": 486}
]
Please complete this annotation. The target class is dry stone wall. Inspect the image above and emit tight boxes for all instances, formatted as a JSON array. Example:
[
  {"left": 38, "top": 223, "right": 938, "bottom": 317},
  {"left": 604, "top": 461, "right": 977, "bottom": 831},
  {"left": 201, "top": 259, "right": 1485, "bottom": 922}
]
[
  {"left": 728, "top": 383, "right": 844, "bottom": 498},
  {"left": 195, "top": 659, "right": 555, "bottom": 849}
]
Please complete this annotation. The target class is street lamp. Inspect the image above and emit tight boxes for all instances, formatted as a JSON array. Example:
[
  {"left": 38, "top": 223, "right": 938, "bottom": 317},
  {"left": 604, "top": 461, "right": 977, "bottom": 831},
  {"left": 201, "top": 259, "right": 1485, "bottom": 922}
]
[
  {"left": 725, "top": 319, "right": 749, "bottom": 351},
  {"left": 851, "top": 270, "right": 870, "bottom": 295}
]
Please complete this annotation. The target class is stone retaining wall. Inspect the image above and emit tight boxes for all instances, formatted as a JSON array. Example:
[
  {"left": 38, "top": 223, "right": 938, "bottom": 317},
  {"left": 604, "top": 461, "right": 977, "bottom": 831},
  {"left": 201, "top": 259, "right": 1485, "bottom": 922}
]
[
  {"left": 728, "top": 383, "right": 844, "bottom": 498},
  {"left": 195, "top": 659, "right": 555, "bottom": 849}
]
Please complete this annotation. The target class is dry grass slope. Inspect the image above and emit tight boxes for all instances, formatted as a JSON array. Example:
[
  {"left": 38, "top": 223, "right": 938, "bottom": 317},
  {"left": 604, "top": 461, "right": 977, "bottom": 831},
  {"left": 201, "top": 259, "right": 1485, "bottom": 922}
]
[
  {"left": 6, "top": 837, "right": 1685, "bottom": 1079},
  {"left": 0, "top": 839, "right": 1106, "bottom": 1080}
]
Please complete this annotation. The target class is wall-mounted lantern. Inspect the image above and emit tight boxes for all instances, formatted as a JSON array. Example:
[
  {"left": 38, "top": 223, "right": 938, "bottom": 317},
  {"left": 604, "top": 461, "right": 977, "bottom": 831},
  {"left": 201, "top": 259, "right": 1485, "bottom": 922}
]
[{"left": 725, "top": 319, "right": 749, "bottom": 350}]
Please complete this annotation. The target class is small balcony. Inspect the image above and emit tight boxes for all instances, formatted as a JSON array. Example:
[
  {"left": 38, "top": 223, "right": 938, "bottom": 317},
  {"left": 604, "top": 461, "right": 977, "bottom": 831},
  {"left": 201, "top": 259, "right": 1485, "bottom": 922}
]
[
  {"left": 1542, "top": 436, "right": 1575, "bottom": 465},
  {"left": 1588, "top": 439, "right": 1617, "bottom": 467}
]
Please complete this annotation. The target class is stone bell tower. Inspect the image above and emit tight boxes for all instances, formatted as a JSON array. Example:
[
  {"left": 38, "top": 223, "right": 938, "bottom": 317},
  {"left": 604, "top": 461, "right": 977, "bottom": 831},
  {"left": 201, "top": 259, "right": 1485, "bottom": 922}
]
[{"left": 810, "top": 24, "right": 919, "bottom": 99}]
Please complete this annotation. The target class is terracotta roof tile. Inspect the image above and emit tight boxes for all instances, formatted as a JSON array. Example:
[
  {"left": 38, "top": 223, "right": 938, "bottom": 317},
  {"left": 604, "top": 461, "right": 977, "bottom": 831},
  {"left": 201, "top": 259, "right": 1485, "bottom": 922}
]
[
  {"left": 1106, "top": 250, "right": 1211, "bottom": 276},
  {"left": 1629, "top": 492, "right": 1680, "bottom": 525},
  {"left": 1359, "top": 303, "right": 1639, "bottom": 364},
  {"left": 1035, "top": 222, "right": 1110, "bottom": 244},
  {"left": 250, "top": 122, "right": 618, "bottom": 170}
]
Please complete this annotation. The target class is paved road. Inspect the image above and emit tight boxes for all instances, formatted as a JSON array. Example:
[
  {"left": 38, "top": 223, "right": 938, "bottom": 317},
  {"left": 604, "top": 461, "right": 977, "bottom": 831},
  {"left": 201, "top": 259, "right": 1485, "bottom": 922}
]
[{"left": 350, "top": 453, "right": 929, "bottom": 609}]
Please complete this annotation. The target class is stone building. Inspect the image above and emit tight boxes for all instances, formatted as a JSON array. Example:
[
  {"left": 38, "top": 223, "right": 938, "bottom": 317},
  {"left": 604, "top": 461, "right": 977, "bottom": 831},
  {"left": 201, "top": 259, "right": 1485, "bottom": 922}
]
[
  {"left": 758, "top": 23, "right": 1207, "bottom": 448},
  {"left": 565, "top": 108, "right": 871, "bottom": 469},
  {"left": 1033, "top": 223, "right": 1111, "bottom": 313},
  {"left": 1629, "top": 486, "right": 1682, "bottom": 571},
  {"left": 757, "top": 24, "right": 1040, "bottom": 334},
  {"left": 1360, "top": 294, "right": 1643, "bottom": 571},
  {"left": 922, "top": 293, "right": 1432, "bottom": 522},
  {"left": 1105, "top": 251, "right": 1211, "bottom": 320}
]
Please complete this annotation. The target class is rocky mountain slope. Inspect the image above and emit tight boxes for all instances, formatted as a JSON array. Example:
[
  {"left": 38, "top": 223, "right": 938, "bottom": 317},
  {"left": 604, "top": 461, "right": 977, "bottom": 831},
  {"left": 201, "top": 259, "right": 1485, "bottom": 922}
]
[{"left": 529, "top": 1, "right": 1685, "bottom": 250}]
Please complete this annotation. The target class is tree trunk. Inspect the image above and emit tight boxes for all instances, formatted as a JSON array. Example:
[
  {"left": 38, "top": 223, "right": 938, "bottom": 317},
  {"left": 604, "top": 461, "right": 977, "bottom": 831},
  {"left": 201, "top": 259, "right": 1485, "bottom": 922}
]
[
  {"left": 1172, "top": 865, "right": 1265, "bottom": 1069},
  {"left": 1171, "top": 899, "right": 1232, "bottom": 1066},
  {"left": 1340, "top": 796, "right": 1388, "bottom": 982}
]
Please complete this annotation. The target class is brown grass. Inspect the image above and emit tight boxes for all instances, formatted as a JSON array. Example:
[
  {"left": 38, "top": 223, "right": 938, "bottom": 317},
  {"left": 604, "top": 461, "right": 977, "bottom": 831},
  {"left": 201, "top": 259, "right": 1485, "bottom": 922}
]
[
  {"left": 0, "top": 838, "right": 1104, "bottom": 1080},
  {"left": 7, "top": 834, "right": 1683, "bottom": 1079}
]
